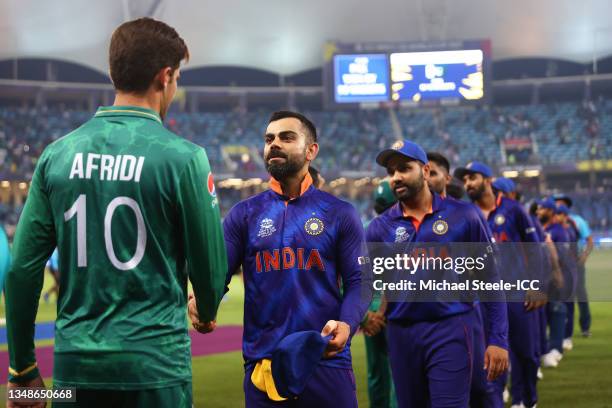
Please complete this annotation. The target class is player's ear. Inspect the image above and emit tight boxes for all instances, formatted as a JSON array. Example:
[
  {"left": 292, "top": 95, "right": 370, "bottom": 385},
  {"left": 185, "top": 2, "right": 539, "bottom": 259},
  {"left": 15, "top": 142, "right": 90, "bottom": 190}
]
[
  {"left": 154, "top": 67, "right": 173, "bottom": 91},
  {"left": 306, "top": 142, "right": 319, "bottom": 162},
  {"left": 422, "top": 162, "right": 431, "bottom": 180}
]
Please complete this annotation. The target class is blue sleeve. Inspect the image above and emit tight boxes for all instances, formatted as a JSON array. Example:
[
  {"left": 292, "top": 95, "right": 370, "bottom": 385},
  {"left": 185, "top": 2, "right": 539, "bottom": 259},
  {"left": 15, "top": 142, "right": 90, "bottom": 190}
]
[
  {"left": 573, "top": 215, "right": 591, "bottom": 240},
  {"left": 222, "top": 204, "right": 246, "bottom": 292},
  {"left": 514, "top": 205, "right": 540, "bottom": 243},
  {"left": 514, "top": 205, "right": 545, "bottom": 283},
  {"left": 0, "top": 227, "right": 10, "bottom": 293},
  {"left": 471, "top": 208, "right": 509, "bottom": 350},
  {"left": 337, "top": 205, "right": 371, "bottom": 335},
  {"left": 365, "top": 218, "right": 382, "bottom": 242}
]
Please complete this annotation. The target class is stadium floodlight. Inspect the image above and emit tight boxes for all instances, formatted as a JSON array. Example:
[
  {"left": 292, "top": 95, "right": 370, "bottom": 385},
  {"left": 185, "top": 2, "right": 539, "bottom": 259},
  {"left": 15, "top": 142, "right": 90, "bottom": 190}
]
[{"left": 502, "top": 171, "right": 519, "bottom": 178}]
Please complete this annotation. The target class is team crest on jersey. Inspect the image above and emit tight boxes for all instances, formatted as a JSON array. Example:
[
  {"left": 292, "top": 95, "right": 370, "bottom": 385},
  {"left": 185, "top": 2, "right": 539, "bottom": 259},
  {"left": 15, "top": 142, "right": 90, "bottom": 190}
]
[
  {"left": 258, "top": 218, "right": 276, "bottom": 238},
  {"left": 494, "top": 214, "right": 506, "bottom": 226},
  {"left": 395, "top": 226, "right": 409, "bottom": 242},
  {"left": 305, "top": 218, "right": 324, "bottom": 236},
  {"left": 392, "top": 140, "right": 404, "bottom": 150},
  {"left": 207, "top": 172, "right": 216, "bottom": 197},
  {"left": 432, "top": 220, "right": 448, "bottom": 235}
]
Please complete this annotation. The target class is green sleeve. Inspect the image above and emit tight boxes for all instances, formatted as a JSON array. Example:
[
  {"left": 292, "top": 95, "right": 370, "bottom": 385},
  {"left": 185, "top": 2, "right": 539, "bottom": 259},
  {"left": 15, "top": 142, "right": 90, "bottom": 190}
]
[
  {"left": 177, "top": 149, "right": 228, "bottom": 322},
  {"left": 6, "top": 155, "right": 56, "bottom": 383}
]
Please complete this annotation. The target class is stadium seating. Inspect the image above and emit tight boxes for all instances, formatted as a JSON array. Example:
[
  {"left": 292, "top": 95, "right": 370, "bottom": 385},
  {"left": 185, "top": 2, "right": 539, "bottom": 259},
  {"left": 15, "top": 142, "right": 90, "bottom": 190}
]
[{"left": 0, "top": 100, "right": 610, "bottom": 230}]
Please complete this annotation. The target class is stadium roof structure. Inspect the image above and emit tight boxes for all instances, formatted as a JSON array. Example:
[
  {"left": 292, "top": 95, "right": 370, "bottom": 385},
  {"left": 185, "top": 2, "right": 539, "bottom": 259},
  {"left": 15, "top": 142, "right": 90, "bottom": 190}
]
[{"left": 1, "top": 0, "right": 612, "bottom": 76}]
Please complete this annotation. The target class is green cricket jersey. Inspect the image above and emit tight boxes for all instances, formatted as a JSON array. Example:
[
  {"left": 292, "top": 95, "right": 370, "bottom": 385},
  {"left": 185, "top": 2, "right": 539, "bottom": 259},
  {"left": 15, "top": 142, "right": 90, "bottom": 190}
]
[{"left": 5, "top": 106, "right": 228, "bottom": 389}]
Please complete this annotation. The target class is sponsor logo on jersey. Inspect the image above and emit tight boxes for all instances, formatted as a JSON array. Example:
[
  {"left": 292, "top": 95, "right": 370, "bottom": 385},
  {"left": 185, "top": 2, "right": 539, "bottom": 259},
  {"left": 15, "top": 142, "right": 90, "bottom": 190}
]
[
  {"left": 207, "top": 172, "right": 216, "bottom": 197},
  {"left": 258, "top": 218, "right": 276, "bottom": 238},
  {"left": 395, "top": 226, "right": 410, "bottom": 242},
  {"left": 304, "top": 218, "right": 324, "bottom": 236},
  {"left": 432, "top": 219, "right": 449, "bottom": 235}
]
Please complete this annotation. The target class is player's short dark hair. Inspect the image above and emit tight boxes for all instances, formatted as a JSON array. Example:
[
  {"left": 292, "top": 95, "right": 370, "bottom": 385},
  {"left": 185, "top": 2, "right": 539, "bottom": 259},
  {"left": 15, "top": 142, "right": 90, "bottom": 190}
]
[
  {"left": 555, "top": 197, "right": 572, "bottom": 208},
  {"left": 109, "top": 17, "right": 189, "bottom": 93},
  {"left": 446, "top": 180, "right": 465, "bottom": 200},
  {"left": 269, "top": 111, "right": 317, "bottom": 143},
  {"left": 426, "top": 152, "right": 450, "bottom": 173}
]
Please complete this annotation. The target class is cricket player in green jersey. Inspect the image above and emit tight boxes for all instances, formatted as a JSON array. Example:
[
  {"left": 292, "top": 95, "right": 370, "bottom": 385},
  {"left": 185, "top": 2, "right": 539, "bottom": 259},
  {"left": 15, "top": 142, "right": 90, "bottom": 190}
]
[{"left": 5, "top": 18, "right": 227, "bottom": 408}]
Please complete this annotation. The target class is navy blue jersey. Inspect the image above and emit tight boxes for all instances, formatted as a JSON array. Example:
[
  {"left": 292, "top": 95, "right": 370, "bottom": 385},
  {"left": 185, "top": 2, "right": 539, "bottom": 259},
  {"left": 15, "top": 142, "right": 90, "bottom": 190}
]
[
  {"left": 530, "top": 214, "right": 546, "bottom": 242},
  {"left": 486, "top": 196, "right": 543, "bottom": 282},
  {"left": 531, "top": 214, "right": 552, "bottom": 287},
  {"left": 366, "top": 193, "right": 508, "bottom": 349},
  {"left": 564, "top": 221, "right": 580, "bottom": 261},
  {"left": 224, "top": 175, "right": 368, "bottom": 369},
  {"left": 487, "top": 196, "right": 539, "bottom": 244},
  {"left": 545, "top": 222, "right": 577, "bottom": 299}
]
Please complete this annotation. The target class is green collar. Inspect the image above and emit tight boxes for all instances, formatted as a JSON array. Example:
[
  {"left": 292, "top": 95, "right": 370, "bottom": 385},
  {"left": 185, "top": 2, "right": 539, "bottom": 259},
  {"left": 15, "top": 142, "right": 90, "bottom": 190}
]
[{"left": 94, "top": 106, "right": 162, "bottom": 124}]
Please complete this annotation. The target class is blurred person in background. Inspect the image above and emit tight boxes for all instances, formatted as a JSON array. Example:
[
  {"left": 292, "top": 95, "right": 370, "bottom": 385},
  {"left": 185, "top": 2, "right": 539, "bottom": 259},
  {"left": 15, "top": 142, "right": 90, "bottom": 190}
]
[
  {"left": 553, "top": 194, "right": 593, "bottom": 340},
  {"left": 0, "top": 222, "right": 10, "bottom": 295},
  {"left": 361, "top": 179, "right": 397, "bottom": 408},
  {"left": 426, "top": 152, "right": 452, "bottom": 198}
]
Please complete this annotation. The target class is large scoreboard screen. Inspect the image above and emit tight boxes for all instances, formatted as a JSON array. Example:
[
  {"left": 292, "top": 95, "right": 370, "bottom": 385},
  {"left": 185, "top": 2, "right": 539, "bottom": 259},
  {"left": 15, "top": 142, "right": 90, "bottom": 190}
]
[
  {"left": 389, "top": 49, "right": 484, "bottom": 102},
  {"left": 324, "top": 40, "right": 491, "bottom": 107},
  {"left": 333, "top": 54, "right": 389, "bottom": 103}
]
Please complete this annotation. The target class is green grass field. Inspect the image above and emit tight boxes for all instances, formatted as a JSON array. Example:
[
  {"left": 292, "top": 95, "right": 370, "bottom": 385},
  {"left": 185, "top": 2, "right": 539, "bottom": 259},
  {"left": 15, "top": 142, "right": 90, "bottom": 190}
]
[{"left": 1, "top": 249, "right": 611, "bottom": 407}]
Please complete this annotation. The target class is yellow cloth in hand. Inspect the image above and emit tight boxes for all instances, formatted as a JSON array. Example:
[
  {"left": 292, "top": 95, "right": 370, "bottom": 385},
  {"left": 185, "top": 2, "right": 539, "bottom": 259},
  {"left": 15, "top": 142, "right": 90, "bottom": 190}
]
[{"left": 251, "top": 359, "right": 287, "bottom": 401}]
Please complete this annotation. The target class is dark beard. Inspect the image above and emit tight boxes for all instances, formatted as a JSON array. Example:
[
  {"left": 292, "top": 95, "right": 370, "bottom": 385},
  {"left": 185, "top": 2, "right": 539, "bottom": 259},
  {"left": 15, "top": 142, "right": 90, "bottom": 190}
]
[
  {"left": 538, "top": 214, "right": 551, "bottom": 224},
  {"left": 428, "top": 180, "right": 445, "bottom": 195},
  {"left": 393, "top": 173, "right": 425, "bottom": 202},
  {"left": 265, "top": 150, "right": 306, "bottom": 181},
  {"left": 467, "top": 183, "right": 485, "bottom": 201}
]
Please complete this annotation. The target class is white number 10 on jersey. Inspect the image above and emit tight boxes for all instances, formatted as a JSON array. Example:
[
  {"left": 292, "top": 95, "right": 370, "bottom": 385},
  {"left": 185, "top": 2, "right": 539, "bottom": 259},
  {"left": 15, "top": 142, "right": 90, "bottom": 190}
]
[{"left": 64, "top": 194, "right": 147, "bottom": 270}]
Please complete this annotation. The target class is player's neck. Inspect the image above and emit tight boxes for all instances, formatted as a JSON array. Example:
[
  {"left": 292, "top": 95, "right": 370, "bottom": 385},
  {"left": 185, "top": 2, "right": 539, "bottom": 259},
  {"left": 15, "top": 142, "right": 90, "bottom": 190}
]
[
  {"left": 400, "top": 187, "right": 433, "bottom": 219},
  {"left": 113, "top": 92, "right": 161, "bottom": 116},
  {"left": 278, "top": 168, "right": 309, "bottom": 199},
  {"left": 476, "top": 190, "right": 496, "bottom": 213}
]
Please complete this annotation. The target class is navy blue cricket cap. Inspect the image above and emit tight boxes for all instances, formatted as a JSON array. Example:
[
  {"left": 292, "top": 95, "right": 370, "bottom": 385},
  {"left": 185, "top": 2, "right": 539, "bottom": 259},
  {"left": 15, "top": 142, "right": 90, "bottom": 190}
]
[
  {"left": 267, "top": 331, "right": 332, "bottom": 399},
  {"left": 453, "top": 161, "right": 493, "bottom": 179},
  {"left": 492, "top": 177, "right": 516, "bottom": 193},
  {"left": 556, "top": 204, "right": 570, "bottom": 215},
  {"left": 376, "top": 140, "right": 428, "bottom": 167},
  {"left": 538, "top": 198, "right": 556, "bottom": 211},
  {"left": 552, "top": 193, "right": 573, "bottom": 208}
]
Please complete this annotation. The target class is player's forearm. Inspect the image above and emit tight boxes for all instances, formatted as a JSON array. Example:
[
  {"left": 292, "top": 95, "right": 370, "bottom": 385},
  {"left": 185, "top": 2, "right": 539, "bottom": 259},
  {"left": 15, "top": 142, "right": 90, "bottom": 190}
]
[
  {"left": 189, "top": 233, "right": 228, "bottom": 322},
  {"left": 179, "top": 150, "right": 228, "bottom": 321},
  {"left": 223, "top": 239, "right": 243, "bottom": 295},
  {"left": 580, "top": 237, "right": 594, "bottom": 261},
  {"left": 5, "top": 264, "right": 45, "bottom": 383},
  {"left": 546, "top": 240, "right": 562, "bottom": 275},
  {"left": 340, "top": 275, "right": 369, "bottom": 335},
  {"left": 481, "top": 301, "right": 509, "bottom": 350}
]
